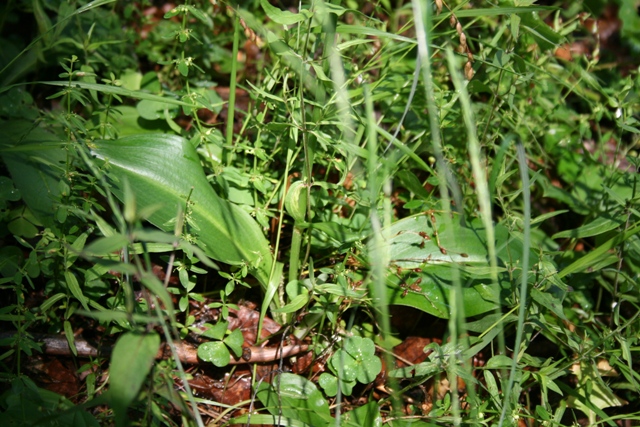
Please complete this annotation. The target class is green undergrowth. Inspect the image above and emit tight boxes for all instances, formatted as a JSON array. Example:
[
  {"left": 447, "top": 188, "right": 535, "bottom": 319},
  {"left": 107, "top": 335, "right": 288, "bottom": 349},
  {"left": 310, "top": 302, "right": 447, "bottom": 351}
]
[{"left": 0, "top": 0, "right": 639, "bottom": 426}]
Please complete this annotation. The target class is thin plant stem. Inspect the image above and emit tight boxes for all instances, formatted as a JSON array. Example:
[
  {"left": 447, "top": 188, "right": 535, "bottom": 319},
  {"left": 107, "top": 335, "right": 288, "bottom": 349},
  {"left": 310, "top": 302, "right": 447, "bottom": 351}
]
[
  {"left": 224, "top": 13, "right": 241, "bottom": 165},
  {"left": 498, "top": 141, "right": 531, "bottom": 427},
  {"left": 363, "top": 83, "right": 401, "bottom": 415},
  {"left": 413, "top": 2, "right": 464, "bottom": 424}
]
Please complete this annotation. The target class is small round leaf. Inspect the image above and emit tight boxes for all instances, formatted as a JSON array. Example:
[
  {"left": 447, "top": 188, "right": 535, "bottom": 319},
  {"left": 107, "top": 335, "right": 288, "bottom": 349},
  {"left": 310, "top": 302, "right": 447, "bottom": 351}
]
[{"left": 198, "top": 341, "right": 231, "bottom": 367}]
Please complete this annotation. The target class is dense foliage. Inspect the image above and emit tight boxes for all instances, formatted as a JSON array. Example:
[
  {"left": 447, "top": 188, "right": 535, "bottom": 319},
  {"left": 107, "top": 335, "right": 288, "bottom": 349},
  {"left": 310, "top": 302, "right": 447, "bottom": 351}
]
[{"left": 0, "top": 0, "right": 639, "bottom": 426}]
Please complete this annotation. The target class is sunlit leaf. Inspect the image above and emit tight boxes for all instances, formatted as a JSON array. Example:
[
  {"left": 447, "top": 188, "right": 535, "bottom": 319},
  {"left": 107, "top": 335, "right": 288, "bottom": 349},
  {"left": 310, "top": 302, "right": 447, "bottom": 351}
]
[
  {"left": 90, "top": 134, "right": 274, "bottom": 288},
  {"left": 198, "top": 341, "right": 231, "bottom": 367}
]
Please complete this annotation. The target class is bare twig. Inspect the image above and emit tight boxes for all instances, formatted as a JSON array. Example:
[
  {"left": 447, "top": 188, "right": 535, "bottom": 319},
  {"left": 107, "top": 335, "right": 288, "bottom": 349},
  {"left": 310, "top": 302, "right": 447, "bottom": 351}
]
[{"left": 0, "top": 332, "right": 309, "bottom": 365}]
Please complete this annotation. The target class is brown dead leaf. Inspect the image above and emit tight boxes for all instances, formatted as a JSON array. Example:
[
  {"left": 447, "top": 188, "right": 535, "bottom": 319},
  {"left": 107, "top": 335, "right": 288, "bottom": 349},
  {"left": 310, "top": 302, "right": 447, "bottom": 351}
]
[
  {"left": 227, "top": 305, "right": 282, "bottom": 346},
  {"left": 26, "top": 357, "right": 80, "bottom": 398}
]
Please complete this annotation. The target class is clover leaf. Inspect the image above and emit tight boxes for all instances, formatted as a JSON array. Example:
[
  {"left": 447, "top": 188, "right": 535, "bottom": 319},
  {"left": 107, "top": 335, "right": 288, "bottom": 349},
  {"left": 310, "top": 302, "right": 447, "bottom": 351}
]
[
  {"left": 318, "top": 372, "right": 355, "bottom": 397},
  {"left": 197, "top": 325, "right": 245, "bottom": 366},
  {"left": 320, "top": 336, "right": 381, "bottom": 396}
]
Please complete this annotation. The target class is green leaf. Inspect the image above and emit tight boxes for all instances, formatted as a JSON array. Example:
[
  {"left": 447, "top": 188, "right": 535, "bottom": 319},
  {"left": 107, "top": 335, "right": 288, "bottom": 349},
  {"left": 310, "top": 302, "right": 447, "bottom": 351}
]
[
  {"left": 64, "top": 270, "right": 89, "bottom": 311},
  {"left": 8, "top": 217, "right": 38, "bottom": 238},
  {"left": 619, "top": 0, "right": 640, "bottom": 49},
  {"left": 273, "top": 288, "right": 309, "bottom": 313},
  {"left": 558, "top": 222, "right": 640, "bottom": 278},
  {"left": 332, "top": 337, "right": 382, "bottom": 385},
  {"left": 318, "top": 373, "right": 339, "bottom": 397},
  {"left": 200, "top": 321, "right": 227, "bottom": 340},
  {"left": 38, "top": 81, "right": 198, "bottom": 107},
  {"left": 63, "top": 320, "right": 76, "bottom": 357},
  {"left": 39, "top": 293, "right": 66, "bottom": 313},
  {"left": 185, "top": 5, "right": 213, "bottom": 28},
  {"left": 330, "top": 348, "right": 358, "bottom": 382},
  {"left": 484, "top": 370, "right": 501, "bottom": 402},
  {"left": 82, "top": 235, "right": 130, "bottom": 256},
  {"left": 337, "top": 24, "right": 416, "bottom": 44},
  {"left": 552, "top": 216, "right": 623, "bottom": 239},
  {"left": 223, "top": 328, "right": 244, "bottom": 358},
  {"left": 389, "top": 359, "right": 439, "bottom": 378},
  {"left": 519, "top": 11, "right": 564, "bottom": 51},
  {"left": 139, "top": 273, "right": 175, "bottom": 320},
  {"left": 531, "top": 288, "right": 566, "bottom": 320},
  {"left": 0, "top": 120, "right": 65, "bottom": 228},
  {"left": 378, "top": 214, "right": 517, "bottom": 318},
  {"left": 261, "top": 0, "right": 309, "bottom": 25},
  {"left": 485, "top": 354, "right": 514, "bottom": 369},
  {"left": 136, "top": 99, "right": 179, "bottom": 121},
  {"left": 108, "top": 331, "right": 160, "bottom": 427},
  {"left": 342, "top": 401, "right": 382, "bottom": 427},
  {"left": 257, "top": 373, "right": 331, "bottom": 427},
  {"left": 230, "top": 414, "right": 314, "bottom": 427},
  {"left": 284, "top": 181, "right": 308, "bottom": 223},
  {"left": 0, "top": 176, "right": 20, "bottom": 202},
  {"left": 90, "top": 134, "right": 274, "bottom": 288},
  {"left": 445, "top": 5, "right": 556, "bottom": 18},
  {"left": 396, "top": 170, "right": 432, "bottom": 200},
  {"left": 197, "top": 341, "right": 231, "bottom": 367}
]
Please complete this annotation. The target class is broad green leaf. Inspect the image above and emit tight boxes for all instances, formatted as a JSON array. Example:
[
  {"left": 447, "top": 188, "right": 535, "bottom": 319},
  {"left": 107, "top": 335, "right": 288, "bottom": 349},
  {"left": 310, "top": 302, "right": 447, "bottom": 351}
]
[
  {"left": 136, "top": 99, "right": 179, "bottom": 120},
  {"left": 0, "top": 176, "right": 20, "bottom": 203},
  {"left": 8, "top": 217, "right": 38, "bottom": 238},
  {"left": 108, "top": 331, "right": 160, "bottom": 427},
  {"left": 76, "top": 309, "right": 159, "bottom": 324},
  {"left": 200, "top": 321, "right": 227, "bottom": 340},
  {"left": 376, "top": 213, "right": 518, "bottom": 318},
  {"left": 197, "top": 341, "right": 231, "bottom": 367},
  {"left": 32, "top": 0, "right": 53, "bottom": 46},
  {"left": 619, "top": 0, "right": 640, "bottom": 50},
  {"left": 284, "top": 181, "right": 308, "bottom": 223},
  {"left": 309, "top": 222, "right": 370, "bottom": 247},
  {"left": 567, "top": 361, "right": 627, "bottom": 424},
  {"left": 95, "top": 106, "right": 174, "bottom": 136},
  {"left": 257, "top": 373, "right": 331, "bottom": 427},
  {"left": 90, "top": 134, "right": 273, "bottom": 288}
]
